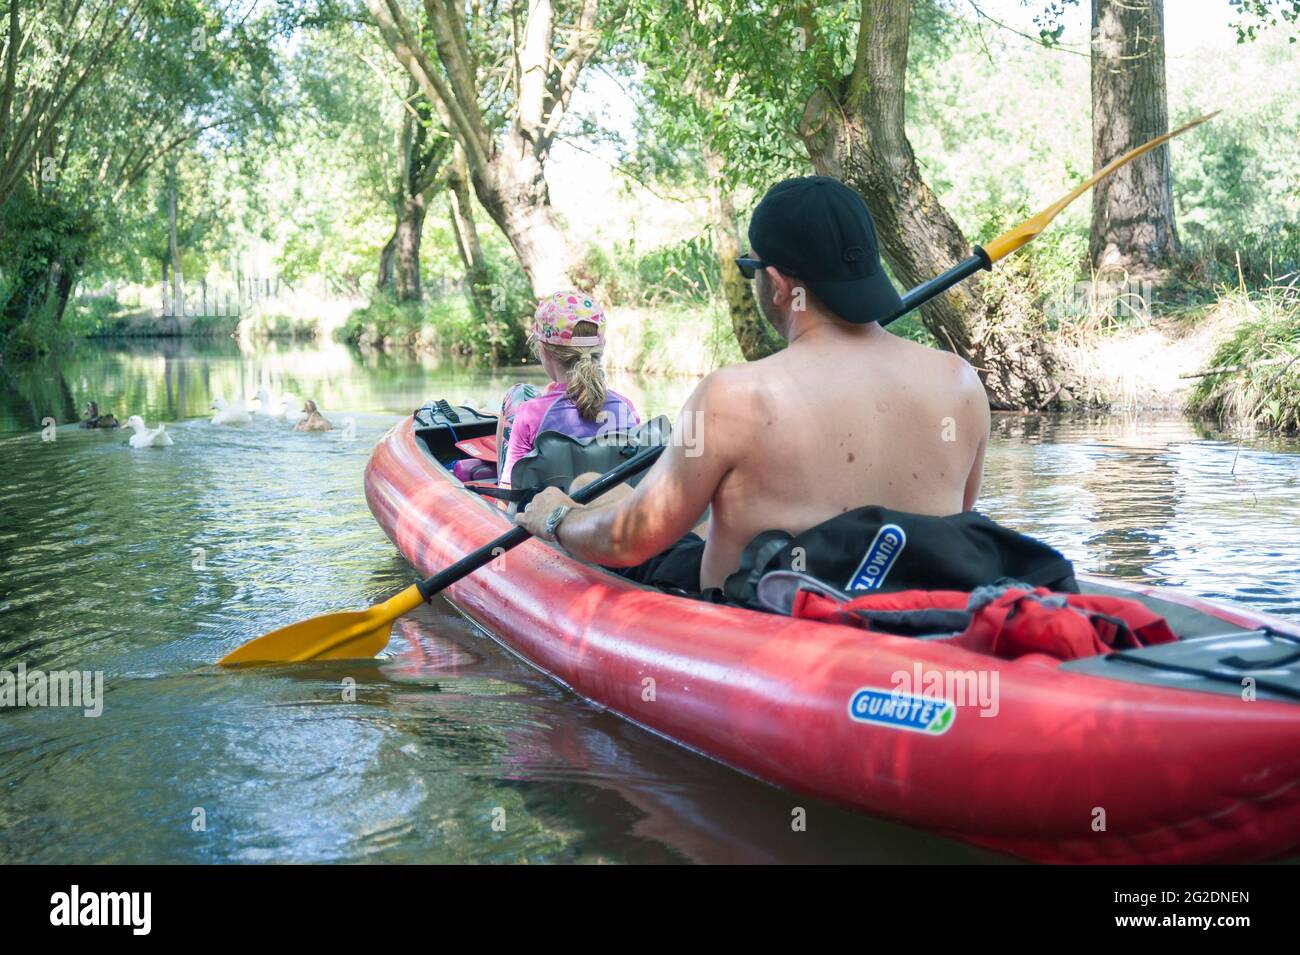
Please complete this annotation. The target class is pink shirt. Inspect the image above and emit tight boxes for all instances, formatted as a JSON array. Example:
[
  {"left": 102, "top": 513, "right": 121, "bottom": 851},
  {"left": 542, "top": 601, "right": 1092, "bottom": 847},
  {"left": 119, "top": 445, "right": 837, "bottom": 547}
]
[{"left": 501, "top": 381, "right": 639, "bottom": 487}]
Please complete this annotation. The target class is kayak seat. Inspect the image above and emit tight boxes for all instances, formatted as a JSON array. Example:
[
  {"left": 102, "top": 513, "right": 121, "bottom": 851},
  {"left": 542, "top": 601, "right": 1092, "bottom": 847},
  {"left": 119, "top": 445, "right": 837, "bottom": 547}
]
[{"left": 467, "top": 416, "right": 672, "bottom": 514}]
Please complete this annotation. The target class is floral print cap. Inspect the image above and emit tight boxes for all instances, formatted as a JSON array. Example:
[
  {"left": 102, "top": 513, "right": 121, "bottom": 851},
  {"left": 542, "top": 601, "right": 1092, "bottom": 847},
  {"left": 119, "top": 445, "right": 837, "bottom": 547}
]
[{"left": 531, "top": 290, "right": 605, "bottom": 347}]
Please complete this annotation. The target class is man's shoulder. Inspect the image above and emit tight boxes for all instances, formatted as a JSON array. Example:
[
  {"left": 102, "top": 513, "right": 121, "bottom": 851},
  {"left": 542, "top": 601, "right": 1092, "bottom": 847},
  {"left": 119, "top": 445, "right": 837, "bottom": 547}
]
[
  {"left": 700, "top": 359, "right": 759, "bottom": 390},
  {"left": 692, "top": 358, "right": 781, "bottom": 411},
  {"left": 677, "top": 362, "right": 777, "bottom": 456},
  {"left": 894, "top": 336, "right": 983, "bottom": 388}
]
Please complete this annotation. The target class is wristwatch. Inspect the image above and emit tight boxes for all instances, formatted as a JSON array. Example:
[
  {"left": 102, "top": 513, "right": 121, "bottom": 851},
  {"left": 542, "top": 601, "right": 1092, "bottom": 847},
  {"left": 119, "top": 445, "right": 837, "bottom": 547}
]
[{"left": 542, "top": 504, "right": 572, "bottom": 543}]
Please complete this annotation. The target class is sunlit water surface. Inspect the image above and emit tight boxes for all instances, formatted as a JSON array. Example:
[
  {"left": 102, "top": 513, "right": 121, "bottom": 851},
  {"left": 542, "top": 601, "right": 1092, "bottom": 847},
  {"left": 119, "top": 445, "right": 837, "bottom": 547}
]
[{"left": 1, "top": 338, "right": 1297, "bottom": 863}]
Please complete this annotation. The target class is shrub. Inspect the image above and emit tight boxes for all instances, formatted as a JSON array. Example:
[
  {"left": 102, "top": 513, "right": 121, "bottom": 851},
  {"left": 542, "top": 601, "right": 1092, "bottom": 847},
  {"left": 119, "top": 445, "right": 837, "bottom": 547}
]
[{"left": 1187, "top": 285, "right": 1300, "bottom": 433}]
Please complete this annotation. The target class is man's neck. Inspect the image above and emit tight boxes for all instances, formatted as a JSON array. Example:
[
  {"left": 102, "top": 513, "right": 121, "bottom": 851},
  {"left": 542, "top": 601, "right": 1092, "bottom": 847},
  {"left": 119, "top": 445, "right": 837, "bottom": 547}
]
[{"left": 786, "top": 308, "right": 884, "bottom": 346}]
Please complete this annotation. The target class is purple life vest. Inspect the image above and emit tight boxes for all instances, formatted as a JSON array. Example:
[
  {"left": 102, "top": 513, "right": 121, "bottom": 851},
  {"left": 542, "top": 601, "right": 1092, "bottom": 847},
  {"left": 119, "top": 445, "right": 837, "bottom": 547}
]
[{"left": 533, "top": 389, "right": 639, "bottom": 441}]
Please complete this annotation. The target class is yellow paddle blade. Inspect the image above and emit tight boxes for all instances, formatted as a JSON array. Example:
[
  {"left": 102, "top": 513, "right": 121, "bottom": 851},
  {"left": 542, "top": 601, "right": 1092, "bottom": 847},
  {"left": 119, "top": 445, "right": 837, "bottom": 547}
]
[
  {"left": 982, "top": 111, "right": 1218, "bottom": 263},
  {"left": 218, "top": 584, "right": 426, "bottom": 665}
]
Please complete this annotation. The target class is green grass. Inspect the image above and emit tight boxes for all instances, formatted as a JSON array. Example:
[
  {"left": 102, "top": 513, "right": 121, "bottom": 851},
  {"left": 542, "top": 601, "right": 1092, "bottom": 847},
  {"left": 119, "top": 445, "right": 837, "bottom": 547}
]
[{"left": 1187, "top": 285, "right": 1300, "bottom": 433}]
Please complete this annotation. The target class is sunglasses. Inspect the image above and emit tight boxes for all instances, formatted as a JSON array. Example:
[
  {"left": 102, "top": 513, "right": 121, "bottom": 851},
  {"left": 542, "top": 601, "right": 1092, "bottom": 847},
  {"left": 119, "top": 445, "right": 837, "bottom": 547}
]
[{"left": 735, "top": 256, "right": 774, "bottom": 280}]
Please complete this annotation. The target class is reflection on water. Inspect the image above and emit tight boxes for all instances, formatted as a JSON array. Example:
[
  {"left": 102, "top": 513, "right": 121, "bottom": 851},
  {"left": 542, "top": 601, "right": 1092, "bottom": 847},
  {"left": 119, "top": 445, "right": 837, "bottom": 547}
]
[
  {"left": 0, "top": 338, "right": 1297, "bottom": 863},
  {"left": 0, "top": 336, "right": 696, "bottom": 435},
  {"left": 981, "top": 414, "right": 1300, "bottom": 617}
]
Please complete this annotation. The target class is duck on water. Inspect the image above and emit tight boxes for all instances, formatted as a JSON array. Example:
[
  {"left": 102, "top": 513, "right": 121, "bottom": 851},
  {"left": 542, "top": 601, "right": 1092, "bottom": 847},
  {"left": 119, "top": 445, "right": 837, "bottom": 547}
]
[{"left": 80, "top": 401, "right": 119, "bottom": 429}]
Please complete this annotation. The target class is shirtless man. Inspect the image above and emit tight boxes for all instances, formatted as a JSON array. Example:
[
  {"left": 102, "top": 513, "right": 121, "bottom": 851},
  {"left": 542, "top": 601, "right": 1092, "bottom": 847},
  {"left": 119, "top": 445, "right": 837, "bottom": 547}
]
[{"left": 516, "top": 176, "right": 990, "bottom": 592}]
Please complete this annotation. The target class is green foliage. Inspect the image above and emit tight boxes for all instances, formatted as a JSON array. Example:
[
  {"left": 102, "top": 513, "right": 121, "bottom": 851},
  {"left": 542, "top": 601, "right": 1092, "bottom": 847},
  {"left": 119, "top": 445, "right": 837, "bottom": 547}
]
[
  {"left": 619, "top": 0, "right": 864, "bottom": 193},
  {"left": 1171, "top": 35, "right": 1300, "bottom": 285},
  {"left": 610, "top": 301, "right": 745, "bottom": 377},
  {"left": 63, "top": 296, "right": 133, "bottom": 337},
  {"left": 1230, "top": 0, "right": 1300, "bottom": 42},
  {"left": 239, "top": 310, "right": 319, "bottom": 340},
  {"left": 1025, "top": 2, "right": 1082, "bottom": 47},
  {"left": 339, "top": 288, "right": 524, "bottom": 364},
  {"left": 1188, "top": 286, "right": 1300, "bottom": 432},
  {"left": 7, "top": 0, "right": 1300, "bottom": 380},
  {"left": 0, "top": 184, "right": 93, "bottom": 348},
  {"left": 0, "top": 0, "right": 283, "bottom": 355},
  {"left": 577, "top": 234, "right": 718, "bottom": 309},
  {"left": 264, "top": 22, "right": 403, "bottom": 296},
  {"left": 909, "top": 9, "right": 1298, "bottom": 297}
]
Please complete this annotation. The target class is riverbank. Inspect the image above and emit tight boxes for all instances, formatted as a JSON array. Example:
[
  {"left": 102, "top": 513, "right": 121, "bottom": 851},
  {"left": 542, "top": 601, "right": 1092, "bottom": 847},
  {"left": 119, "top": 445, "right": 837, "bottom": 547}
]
[
  {"left": 401, "top": 287, "right": 1300, "bottom": 428},
  {"left": 1057, "top": 284, "right": 1300, "bottom": 433},
  {"left": 19, "top": 280, "right": 1300, "bottom": 432}
]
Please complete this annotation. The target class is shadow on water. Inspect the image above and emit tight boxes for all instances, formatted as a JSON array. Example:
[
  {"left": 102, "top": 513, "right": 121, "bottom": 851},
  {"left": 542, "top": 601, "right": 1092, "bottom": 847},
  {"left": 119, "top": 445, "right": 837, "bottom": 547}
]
[{"left": 0, "top": 340, "right": 1297, "bottom": 862}]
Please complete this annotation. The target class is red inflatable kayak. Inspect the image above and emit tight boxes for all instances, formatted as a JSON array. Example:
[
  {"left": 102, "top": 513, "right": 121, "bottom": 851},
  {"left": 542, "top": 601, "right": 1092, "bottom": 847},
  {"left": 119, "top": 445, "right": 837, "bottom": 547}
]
[{"left": 364, "top": 410, "right": 1300, "bottom": 864}]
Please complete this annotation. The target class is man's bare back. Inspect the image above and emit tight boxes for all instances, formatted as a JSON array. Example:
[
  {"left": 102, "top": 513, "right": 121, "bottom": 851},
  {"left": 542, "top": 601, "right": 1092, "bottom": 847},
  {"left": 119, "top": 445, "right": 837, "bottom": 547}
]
[{"left": 688, "top": 320, "right": 988, "bottom": 588}]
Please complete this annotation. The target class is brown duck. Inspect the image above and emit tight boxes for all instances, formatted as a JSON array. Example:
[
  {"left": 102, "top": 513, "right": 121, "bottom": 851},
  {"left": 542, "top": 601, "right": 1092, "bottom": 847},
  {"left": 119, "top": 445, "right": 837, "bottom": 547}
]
[
  {"left": 294, "top": 399, "right": 333, "bottom": 432},
  {"left": 81, "top": 401, "right": 120, "bottom": 429}
]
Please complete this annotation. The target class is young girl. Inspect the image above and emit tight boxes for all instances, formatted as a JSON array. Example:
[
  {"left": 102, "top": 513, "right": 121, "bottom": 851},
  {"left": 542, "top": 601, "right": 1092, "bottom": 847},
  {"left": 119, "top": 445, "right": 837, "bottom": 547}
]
[{"left": 497, "top": 291, "right": 639, "bottom": 488}]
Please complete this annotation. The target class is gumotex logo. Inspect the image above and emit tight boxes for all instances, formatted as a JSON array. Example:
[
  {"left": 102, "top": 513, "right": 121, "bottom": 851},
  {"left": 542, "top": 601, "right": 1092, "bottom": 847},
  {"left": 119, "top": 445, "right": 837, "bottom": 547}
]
[
  {"left": 847, "top": 523, "right": 905, "bottom": 591},
  {"left": 848, "top": 687, "right": 955, "bottom": 734}
]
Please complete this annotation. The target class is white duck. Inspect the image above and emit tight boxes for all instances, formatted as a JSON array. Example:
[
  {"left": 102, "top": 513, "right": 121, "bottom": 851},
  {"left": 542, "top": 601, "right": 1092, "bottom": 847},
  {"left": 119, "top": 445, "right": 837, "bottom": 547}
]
[
  {"left": 123, "top": 414, "right": 174, "bottom": 449},
  {"left": 280, "top": 392, "right": 307, "bottom": 424},
  {"left": 251, "top": 388, "right": 303, "bottom": 421},
  {"left": 210, "top": 397, "right": 251, "bottom": 425}
]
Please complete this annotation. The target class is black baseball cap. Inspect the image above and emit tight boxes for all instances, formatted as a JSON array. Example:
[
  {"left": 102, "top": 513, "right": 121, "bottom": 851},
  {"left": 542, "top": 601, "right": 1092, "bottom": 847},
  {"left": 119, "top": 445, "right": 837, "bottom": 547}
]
[{"left": 742, "top": 176, "right": 901, "bottom": 325}]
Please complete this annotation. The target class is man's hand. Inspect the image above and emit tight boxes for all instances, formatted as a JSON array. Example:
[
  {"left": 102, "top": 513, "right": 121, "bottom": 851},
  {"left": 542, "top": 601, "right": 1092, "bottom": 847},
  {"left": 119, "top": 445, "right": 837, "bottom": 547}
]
[{"left": 515, "top": 486, "right": 580, "bottom": 541}]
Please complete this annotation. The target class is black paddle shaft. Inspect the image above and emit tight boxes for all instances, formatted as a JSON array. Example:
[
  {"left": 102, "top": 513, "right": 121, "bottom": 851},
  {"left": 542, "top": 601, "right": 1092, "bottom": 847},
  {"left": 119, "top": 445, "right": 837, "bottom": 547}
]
[
  {"left": 416, "top": 443, "right": 668, "bottom": 601},
  {"left": 879, "top": 246, "right": 991, "bottom": 328}
]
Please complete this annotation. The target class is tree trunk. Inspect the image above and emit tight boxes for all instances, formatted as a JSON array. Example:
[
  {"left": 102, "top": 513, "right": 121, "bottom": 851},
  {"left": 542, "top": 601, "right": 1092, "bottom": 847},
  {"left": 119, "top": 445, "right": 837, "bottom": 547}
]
[
  {"left": 798, "top": 12, "right": 972, "bottom": 356},
  {"left": 167, "top": 165, "right": 182, "bottom": 330},
  {"left": 799, "top": 0, "right": 1056, "bottom": 409},
  {"left": 393, "top": 193, "right": 427, "bottom": 302},
  {"left": 1090, "top": 0, "right": 1178, "bottom": 279},
  {"left": 702, "top": 143, "right": 781, "bottom": 360},
  {"left": 469, "top": 151, "right": 572, "bottom": 296},
  {"left": 366, "top": 0, "right": 587, "bottom": 299},
  {"left": 378, "top": 235, "right": 396, "bottom": 291},
  {"left": 52, "top": 259, "right": 76, "bottom": 323},
  {"left": 448, "top": 150, "right": 494, "bottom": 320},
  {"left": 378, "top": 80, "right": 446, "bottom": 303}
]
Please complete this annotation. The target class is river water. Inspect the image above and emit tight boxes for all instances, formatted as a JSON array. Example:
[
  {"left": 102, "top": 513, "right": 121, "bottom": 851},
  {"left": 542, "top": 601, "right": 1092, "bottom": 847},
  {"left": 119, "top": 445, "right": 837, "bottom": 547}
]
[{"left": 1, "top": 338, "right": 1297, "bottom": 863}]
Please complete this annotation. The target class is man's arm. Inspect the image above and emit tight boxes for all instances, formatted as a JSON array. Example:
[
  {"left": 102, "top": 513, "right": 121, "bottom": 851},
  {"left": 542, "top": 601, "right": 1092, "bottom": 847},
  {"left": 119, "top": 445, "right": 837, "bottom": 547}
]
[
  {"left": 515, "top": 373, "right": 735, "bottom": 566},
  {"left": 962, "top": 374, "right": 991, "bottom": 511}
]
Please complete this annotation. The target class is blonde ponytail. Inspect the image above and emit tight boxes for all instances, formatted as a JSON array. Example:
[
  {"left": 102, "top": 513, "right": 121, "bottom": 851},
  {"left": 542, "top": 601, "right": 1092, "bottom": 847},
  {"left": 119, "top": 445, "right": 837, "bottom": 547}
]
[{"left": 541, "top": 319, "right": 607, "bottom": 421}]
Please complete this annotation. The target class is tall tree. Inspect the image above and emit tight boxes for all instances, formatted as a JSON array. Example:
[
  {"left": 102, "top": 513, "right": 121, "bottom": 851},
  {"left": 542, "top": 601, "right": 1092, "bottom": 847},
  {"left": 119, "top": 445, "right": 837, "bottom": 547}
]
[
  {"left": 1090, "top": 0, "right": 1179, "bottom": 278},
  {"left": 367, "top": 0, "right": 603, "bottom": 295},
  {"left": 702, "top": 134, "right": 781, "bottom": 360},
  {"left": 378, "top": 79, "right": 450, "bottom": 302},
  {"left": 0, "top": 0, "right": 148, "bottom": 215},
  {"left": 799, "top": 2, "right": 973, "bottom": 356},
  {"left": 446, "top": 144, "right": 494, "bottom": 322},
  {"left": 1, "top": 0, "right": 278, "bottom": 343}
]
